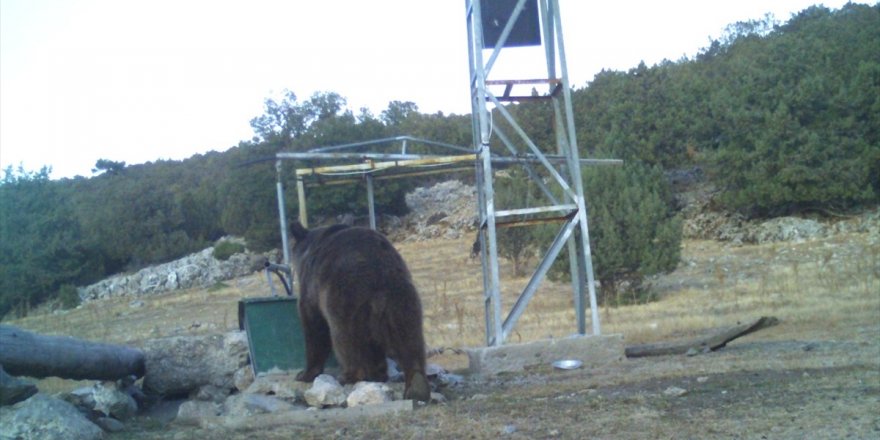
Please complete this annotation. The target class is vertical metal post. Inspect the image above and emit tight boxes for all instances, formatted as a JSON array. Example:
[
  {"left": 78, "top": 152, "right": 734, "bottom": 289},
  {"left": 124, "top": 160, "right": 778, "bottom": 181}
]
[
  {"left": 551, "top": 0, "right": 600, "bottom": 335},
  {"left": 468, "top": 0, "right": 504, "bottom": 346},
  {"left": 366, "top": 174, "right": 377, "bottom": 230},
  {"left": 296, "top": 178, "right": 308, "bottom": 228},
  {"left": 275, "top": 161, "right": 291, "bottom": 268}
]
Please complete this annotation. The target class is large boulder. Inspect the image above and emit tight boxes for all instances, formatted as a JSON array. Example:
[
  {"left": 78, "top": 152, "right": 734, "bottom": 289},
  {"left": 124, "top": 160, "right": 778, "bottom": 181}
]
[
  {"left": 142, "top": 331, "right": 249, "bottom": 397},
  {"left": 0, "top": 364, "right": 37, "bottom": 406},
  {"left": 0, "top": 393, "right": 104, "bottom": 440}
]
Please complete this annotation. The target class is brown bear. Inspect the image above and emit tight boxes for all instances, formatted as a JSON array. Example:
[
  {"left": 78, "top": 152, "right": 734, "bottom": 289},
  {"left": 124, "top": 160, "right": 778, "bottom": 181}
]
[{"left": 289, "top": 221, "right": 431, "bottom": 402}]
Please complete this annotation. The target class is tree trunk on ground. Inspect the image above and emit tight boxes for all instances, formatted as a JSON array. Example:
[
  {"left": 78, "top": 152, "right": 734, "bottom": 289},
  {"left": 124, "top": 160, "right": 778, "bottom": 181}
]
[
  {"left": 624, "top": 317, "right": 780, "bottom": 358},
  {"left": 0, "top": 325, "right": 145, "bottom": 381}
]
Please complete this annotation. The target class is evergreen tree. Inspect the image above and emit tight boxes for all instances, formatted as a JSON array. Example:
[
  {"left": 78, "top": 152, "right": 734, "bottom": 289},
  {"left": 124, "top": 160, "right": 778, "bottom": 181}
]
[{"left": 542, "top": 162, "right": 682, "bottom": 304}]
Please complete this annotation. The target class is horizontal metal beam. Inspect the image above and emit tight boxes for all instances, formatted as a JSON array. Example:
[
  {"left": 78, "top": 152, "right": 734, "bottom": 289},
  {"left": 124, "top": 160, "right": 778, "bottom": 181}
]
[
  {"left": 495, "top": 204, "right": 577, "bottom": 218},
  {"left": 300, "top": 167, "right": 473, "bottom": 187},
  {"left": 307, "top": 135, "right": 472, "bottom": 154},
  {"left": 294, "top": 154, "right": 477, "bottom": 176},
  {"left": 282, "top": 151, "right": 621, "bottom": 171}
]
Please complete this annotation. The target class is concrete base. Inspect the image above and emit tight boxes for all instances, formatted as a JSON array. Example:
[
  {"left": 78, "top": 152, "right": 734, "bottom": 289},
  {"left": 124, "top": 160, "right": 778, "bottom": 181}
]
[{"left": 466, "top": 334, "right": 625, "bottom": 376}]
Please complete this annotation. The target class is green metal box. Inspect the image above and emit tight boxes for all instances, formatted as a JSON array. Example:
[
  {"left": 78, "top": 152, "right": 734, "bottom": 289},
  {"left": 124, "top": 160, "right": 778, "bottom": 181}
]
[{"left": 238, "top": 296, "right": 336, "bottom": 375}]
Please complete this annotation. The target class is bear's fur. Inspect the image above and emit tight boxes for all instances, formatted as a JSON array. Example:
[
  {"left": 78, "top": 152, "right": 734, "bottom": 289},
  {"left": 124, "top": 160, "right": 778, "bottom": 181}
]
[{"left": 289, "top": 221, "right": 430, "bottom": 402}]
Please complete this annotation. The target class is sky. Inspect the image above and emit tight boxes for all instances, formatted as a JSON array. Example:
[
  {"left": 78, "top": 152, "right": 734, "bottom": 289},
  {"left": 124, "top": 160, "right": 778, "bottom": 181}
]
[{"left": 0, "top": 0, "right": 858, "bottom": 179}]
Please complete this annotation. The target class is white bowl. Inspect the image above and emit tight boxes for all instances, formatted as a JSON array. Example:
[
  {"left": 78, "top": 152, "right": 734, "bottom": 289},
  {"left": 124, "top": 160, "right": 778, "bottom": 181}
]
[{"left": 552, "top": 359, "right": 583, "bottom": 370}]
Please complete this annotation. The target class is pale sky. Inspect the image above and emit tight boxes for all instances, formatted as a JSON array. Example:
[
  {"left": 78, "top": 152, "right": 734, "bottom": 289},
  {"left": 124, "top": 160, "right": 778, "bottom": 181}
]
[{"left": 0, "top": 0, "right": 857, "bottom": 179}]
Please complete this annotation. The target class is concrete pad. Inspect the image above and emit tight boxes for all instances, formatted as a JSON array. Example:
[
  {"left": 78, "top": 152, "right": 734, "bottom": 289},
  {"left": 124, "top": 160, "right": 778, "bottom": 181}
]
[{"left": 466, "top": 334, "right": 625, "bottom": 375}]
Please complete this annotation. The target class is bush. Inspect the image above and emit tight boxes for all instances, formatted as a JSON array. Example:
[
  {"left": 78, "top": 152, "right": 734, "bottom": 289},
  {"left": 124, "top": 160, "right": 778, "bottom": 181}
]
[
  {"left": 58, "top": 284, "right": 80, "bottom": 310},
  {"left": 494, "top": 169, "right": 541, "bottom": 277},
  {"left": 213, "top": 240, "right": 246, "bottom": 261},
  {"left": 540, "top": 162, "right": 682, "bottom": 305}
]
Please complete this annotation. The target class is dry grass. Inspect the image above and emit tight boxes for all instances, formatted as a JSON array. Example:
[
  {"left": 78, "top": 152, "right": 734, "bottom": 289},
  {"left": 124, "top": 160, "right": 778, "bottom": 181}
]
[
  {"left": 6, "top": 231, "right": 879, "bottom": 439},
  {"left": 8, "top": 231, "right": 878, "bottom": 392},
  {"left": 8, "top": 232, "right": 879, "bottom": 350}
]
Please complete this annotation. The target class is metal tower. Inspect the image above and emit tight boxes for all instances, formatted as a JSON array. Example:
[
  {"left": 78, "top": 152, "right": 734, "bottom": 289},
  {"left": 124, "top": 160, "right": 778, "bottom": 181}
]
[{"left": 465, "top": 0, "right": 609, "bottom": 346}]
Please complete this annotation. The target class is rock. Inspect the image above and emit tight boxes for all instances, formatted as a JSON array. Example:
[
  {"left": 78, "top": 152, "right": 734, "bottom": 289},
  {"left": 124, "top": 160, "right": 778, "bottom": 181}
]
[
  {"left": 94, "top": 416, "right": 125, "bottom": 432},
  {"left": 346, "top": 382, "right": 392, "bottom": 407},
  {"left": 663, "top": 386, "right": 688, "bottom": 397},
  {"left": 244, "top": 372, "right": 309, "bottom": 401},
  {"left": 61, "top": 386, "right": 99, "bottom": 417},
  {"left": 752, "top": 217, "right": 826, "bottom": 243},
  {"left": 0, "top": 393, "right": 104, "bottom": 440},
  {"left": 430, "top": 392, "right": 447, "bottom": 404},
  {"left": 192, "top": 384, "right": 231, "bottom": 403},
  {"left": 303, "top": 374, "right": 346, "bottom": 408},
  {"left": 175, "top": 400, "right": 220, "bottom": 425},
  {"left": 224, "top": 393, "right": 299, "bottom": 416},
  {"left": 233, "top": 367, "right": 255, "bottom": 392},
  {"left": 143, "top": 331, "right": 249, "bottom": 397},
  {"left": 0, "top": 364, "right": 37, "bottom": 406},
  {"left": 61, "top": 381, "right": 138, "bottom": 422},
  {"left": 433, "top": 371, "right": 464, "bottom": 388},
  {"left": 802, "top": 342, "right": 820, "bottom": 352},
  {"left": 93, "top": 381, "right": 137, "bottom": 421}
]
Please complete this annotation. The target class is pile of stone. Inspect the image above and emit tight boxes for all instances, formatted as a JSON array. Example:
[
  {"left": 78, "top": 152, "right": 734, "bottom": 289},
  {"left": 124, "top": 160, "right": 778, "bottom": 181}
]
[
  {"left": 1, "top": 330, "right": 458, "bottom": 439},
  {"left": 392, "top": 180, "right": 478, "bottom": 242}
]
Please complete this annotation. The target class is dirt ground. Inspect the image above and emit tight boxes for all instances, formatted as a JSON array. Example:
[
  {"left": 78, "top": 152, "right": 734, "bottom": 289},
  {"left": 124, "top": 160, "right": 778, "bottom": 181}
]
[
  {"left": 8, "top": 229, "right": 879, "bottom": 439},
  {"left": 115, "top": 232, "right": 878, "bottom": 440}
]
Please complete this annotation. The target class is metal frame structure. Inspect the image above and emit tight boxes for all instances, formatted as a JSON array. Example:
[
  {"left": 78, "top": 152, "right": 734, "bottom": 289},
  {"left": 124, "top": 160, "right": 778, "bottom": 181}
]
[
  {"left": 272, "top": 135, "right": 617, "bottom": 276},
  {"left": 466, "top": 0, "right": 613, "bottom": 346},
  {"left": 269, "top": 0, "right": 620, "bottom": 348}
]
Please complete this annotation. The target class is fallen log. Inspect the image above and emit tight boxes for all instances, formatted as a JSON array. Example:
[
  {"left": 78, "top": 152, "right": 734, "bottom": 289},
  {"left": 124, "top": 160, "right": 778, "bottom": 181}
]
[
  {"left": 624, "top": 316, "right": 780, "bottom": 358},
  {"left": 0, "top": 325, "right": 145, "bottom": 380}
]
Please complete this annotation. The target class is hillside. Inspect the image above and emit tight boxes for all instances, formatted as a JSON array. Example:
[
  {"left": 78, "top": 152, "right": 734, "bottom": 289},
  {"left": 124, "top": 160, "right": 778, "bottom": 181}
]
[{"left": 1, "top": 2, "right": 878, "bottom": 318}]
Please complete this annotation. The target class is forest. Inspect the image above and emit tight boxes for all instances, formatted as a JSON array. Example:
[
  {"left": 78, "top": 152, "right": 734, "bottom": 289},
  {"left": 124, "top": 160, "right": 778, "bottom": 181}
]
[{"left": 1, "top": 3, "right": 877, "bottom": 318}]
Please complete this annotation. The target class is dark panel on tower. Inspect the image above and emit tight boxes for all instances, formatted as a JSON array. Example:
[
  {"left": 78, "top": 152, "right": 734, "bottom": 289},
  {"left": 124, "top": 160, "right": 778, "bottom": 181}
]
[{"left": 481, "top": 0, "right": 541, "bottom": 48}]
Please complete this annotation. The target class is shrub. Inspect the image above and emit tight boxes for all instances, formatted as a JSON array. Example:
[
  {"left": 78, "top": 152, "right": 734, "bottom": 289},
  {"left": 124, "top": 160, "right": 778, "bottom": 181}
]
[
  {"left": 213, "top": 240, "right": 246, "bottom": 261},
  {"left": 58, "top": 284, "right": 80, "bottom": 310},
  {"left": 539, "top": 162, "right": 682, "bottom": 305}
]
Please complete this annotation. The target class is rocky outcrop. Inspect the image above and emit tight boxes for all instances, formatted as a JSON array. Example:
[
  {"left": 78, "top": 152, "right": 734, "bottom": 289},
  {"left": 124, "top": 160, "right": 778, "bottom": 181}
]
[
  {"left": 684, "top": 208, "right": 879, "bottom": 245},
  {"left": 79, "top": 241, "right": 271, "bottom": 302}
]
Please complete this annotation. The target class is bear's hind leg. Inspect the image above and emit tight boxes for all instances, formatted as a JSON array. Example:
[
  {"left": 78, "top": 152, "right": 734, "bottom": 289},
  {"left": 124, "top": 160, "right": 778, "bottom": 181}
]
[
  {"left": 404, "top": 370, "right": 430, "bottom": 403},
  {"left": 296, "top": 314, "right": 332, "bottom": 382}
]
